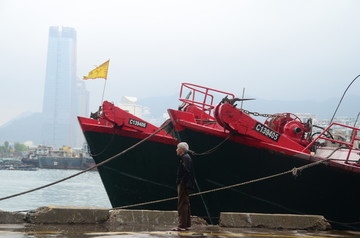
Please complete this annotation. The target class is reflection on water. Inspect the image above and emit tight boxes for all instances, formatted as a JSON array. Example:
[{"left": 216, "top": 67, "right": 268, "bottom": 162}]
[{"left": 0, "top": 169, "right": 111, "bottom": 211}]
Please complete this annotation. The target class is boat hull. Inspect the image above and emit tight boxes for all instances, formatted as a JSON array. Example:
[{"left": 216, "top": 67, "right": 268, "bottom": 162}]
[
  {"left": 171, "top": 125, "right": 360, "bottom": 229},
  {"left": 38, "top": 156, "right": 93, "bottom": 170},
  {"left": 81, "top": 125, "right": 183, "bottom": 211}
]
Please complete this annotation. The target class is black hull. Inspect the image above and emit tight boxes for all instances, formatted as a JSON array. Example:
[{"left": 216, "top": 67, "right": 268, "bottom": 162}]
[
  {"left": 83, "top": 127, "right": 360, "bottom": 229},
  {"left": 83, "top": 130, "right": 179, "bottom": 211},
  {"left": 173, "top": 127, "right": 360, "bottom": 230}
]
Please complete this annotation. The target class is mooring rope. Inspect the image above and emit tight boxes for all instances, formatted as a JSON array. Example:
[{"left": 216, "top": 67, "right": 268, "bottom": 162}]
[
  {"left": 0, "top": 121, "right": 171, "bottom": 202},
  {"left": 114, "top": 147, "right": 343, "bottom": 210},
  {"left": 189, "top": 132, "right": 234, "bottom": 156},
  {"left": 88, "top": 130, "right": 116, "bottom": 157}
]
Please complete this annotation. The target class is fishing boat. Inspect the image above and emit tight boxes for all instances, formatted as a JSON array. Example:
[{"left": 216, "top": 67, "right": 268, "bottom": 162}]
[
  {"left": 78, "top": 101, "right": 179, "bottom": 211},
  {"left": 78, "top": 83, "right": 360, "bottom": 230}
]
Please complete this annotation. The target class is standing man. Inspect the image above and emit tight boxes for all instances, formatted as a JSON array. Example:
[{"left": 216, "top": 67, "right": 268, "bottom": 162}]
[{"left": 172, "top": 142, "right": 195, "bottom": 231}]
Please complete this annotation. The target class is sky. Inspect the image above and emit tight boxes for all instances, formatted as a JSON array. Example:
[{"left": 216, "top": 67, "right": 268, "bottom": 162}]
[{"left": 0, "top": 0, "right": 359, "bottom": 126}]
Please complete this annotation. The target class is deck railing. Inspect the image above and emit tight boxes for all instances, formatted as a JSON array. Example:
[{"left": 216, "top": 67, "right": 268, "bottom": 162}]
[
  {"left": 302, "top": 122, "right": 360, "bottom": 163},
  {"left": 179, "top": 83, "right": 235, "bottom": 117}
]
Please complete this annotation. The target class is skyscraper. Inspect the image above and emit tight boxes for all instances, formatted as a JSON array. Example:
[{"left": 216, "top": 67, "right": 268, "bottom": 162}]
[{"left": 42, "top": 26, "right": 89, "bottom": 147}]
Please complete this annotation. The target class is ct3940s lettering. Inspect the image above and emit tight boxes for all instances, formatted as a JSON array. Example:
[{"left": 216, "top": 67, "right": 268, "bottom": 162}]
[
  {"left": 129, "top": 119, "right": 147, "bottom": 128},
  {"left": 254, "top": 122, "right": 280, "bottom": 142}
]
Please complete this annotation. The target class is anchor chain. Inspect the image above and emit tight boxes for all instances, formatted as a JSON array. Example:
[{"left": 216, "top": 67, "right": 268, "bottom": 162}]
[
  {"left": 240, "top": 109, "right": 276, "bottom": 118},
  {"left": 189, "top": 133, "right": 234, "bottom": 156}
]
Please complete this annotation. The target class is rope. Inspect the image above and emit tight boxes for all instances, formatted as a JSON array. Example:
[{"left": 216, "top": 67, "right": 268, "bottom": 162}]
[
  {"left": 329, "top": 73, "right": 360, "bottom": 124},
  {"left": 113, "top": 148, "right": 342, "bottom": 210},
  {"left": 0, "top": 121, "right": 171, "bottom": 202},
  {"left": 189, "top": 133, "right": 234, "bottom": 156},
  {"left": 89, "top": 128, "right": 116, "bottom": 157}
]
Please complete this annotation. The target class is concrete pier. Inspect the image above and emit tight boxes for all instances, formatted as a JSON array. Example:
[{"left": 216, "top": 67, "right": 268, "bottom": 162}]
[
  {"left": 107, "top": 209, "right": 178, "bottom": 225},
  {"left": 219, "top": 212, "right": 331, "bottom": 230},
  {"left": 2, "top": 207, "right": 360, "bottom": 238},
  {"left": 25, "top": 206, "right": 109, "bottom": 224},
  {"left": 0, "top": 210, "right": 25, "bottom": 224},
  {"left": 1, "top": 206, "right": 330, "bottom": 230}
]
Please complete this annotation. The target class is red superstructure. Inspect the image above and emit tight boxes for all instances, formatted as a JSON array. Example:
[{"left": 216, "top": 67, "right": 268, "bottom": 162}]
[
  {"left": 79, "top": 100, "right": 176, "bottom": 145},
  {"left": 168, "top": 83, "right": 360, "bottom": 172}
]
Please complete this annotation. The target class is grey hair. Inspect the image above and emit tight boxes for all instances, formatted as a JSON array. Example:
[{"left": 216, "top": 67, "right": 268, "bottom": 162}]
[{"left": 177, "top": 142, "right": 189, "bottom": 151}]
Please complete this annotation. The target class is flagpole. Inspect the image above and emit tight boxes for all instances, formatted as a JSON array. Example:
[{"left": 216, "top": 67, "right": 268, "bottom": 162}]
[
  {"left": 100, "top": 79, "right": 107, "bottom": 106},
  {"left": 100, "top": 59, "right": 110, "bottom": 106},
  {"left": 83, "top": 59, "right": 110, "bottom": 111}
]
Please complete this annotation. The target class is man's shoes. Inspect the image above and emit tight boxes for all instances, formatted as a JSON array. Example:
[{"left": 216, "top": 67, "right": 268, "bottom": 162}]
[{"left": 171, "top": 227, "right": 187, "bottom": 231}]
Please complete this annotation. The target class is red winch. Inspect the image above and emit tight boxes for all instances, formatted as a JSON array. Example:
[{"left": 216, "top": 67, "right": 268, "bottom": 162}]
[
  {"left": 265, "top": 113, "right": 312, "bottom": 146},
  {"left": 215, "top": 102, "right": 312, "bottom": 149}
]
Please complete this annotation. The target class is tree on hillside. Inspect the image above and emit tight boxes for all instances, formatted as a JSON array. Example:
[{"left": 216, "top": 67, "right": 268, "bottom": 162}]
[
  {"left": 0, "top": 141, "right": 10, "bottom": 157},
  {"left": 14, "top": 142, "right": 28, "bottom": 152},
  {"left": 4, "top": 141, "right": 9, "bottom": 151}
]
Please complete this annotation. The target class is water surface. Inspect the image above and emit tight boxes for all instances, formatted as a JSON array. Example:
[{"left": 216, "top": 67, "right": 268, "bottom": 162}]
[{"left": 0, "top": 169, "right": 111, "bottom": 211}]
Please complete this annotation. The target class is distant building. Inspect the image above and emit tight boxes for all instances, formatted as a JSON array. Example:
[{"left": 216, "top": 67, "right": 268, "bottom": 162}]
[
  {"left": 119, "top": 96, "right": 145, "bottom": 118},
  {"left": 296, "top": 113, "right": 359, "bottom": 142},
  {"left": 42, "top": 26, "right": 89, "bottom": 147},
  {"left": 316, "top": 116, "right": 359, "bottom": 138},
  {"left": 295, "top": 113, "right": 318, "bottom": 123}
]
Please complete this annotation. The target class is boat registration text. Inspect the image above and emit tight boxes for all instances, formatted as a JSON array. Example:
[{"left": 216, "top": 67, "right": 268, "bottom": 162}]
[
  {"left": 129, "top": 119, "right": 147, "bottom": 128},
  {"left": 254, "top": 122, "right": 280, "bottom": 142}
]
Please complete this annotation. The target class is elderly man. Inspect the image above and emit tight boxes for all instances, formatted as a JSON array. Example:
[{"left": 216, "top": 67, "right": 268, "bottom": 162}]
[{"left": 172, "top": 142, "right": 195, "bottom": 231}]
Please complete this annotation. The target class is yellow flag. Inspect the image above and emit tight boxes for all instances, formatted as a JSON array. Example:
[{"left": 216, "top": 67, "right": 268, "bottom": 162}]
[{"left": 83, "top": 60, "right": 110, "bottom": 80}]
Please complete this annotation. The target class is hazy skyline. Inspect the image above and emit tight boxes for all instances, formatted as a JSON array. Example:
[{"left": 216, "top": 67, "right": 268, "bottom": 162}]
[{"left": 1, "top": 0, "right": 359, "bottom": 126}]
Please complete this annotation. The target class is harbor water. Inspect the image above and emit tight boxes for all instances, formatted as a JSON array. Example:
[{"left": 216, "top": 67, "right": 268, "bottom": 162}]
[{"left": 0, "top": 169, "right": 111, "bottom": 212}]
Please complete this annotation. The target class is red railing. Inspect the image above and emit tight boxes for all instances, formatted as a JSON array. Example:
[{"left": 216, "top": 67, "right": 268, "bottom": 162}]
[
  {"left": 179, "top": 83, "right": 235, "bottom": 117},
  {"left": 303, "top": 122, "right": 360, "bottom": 163}
]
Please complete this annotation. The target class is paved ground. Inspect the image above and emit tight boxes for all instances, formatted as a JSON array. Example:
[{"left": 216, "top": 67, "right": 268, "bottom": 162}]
[{"left": 1, "top": 223, "right": 360, "bottom": 238}]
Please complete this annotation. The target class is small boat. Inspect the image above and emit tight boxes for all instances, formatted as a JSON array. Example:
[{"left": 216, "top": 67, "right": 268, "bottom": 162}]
[
  {"left": 22, "top": 145, "right": 95, "bottom": 170},
  {"left": 78, "top": 83, "right": 360, "bottom": 230}
]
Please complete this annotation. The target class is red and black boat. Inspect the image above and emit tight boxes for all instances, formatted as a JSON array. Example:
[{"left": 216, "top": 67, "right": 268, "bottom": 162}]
[
  {"left": 78, "top": 83, "right": 360, "bottom": 229},
  {"left": 78, "top": 101, "right": 179, "bottom": 212}
]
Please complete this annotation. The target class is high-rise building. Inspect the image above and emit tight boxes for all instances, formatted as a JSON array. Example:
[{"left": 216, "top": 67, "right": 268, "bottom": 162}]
[{"left": 42, "top": 26, "right": 89, "bottom": 147}]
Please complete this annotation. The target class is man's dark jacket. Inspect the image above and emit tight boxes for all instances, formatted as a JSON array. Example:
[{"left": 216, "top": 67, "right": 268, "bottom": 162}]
[{"left": 176, "top": 152, "right": 195, "bottom": 190}]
